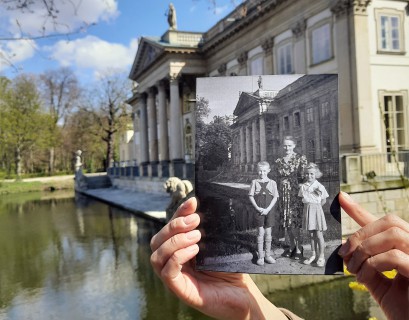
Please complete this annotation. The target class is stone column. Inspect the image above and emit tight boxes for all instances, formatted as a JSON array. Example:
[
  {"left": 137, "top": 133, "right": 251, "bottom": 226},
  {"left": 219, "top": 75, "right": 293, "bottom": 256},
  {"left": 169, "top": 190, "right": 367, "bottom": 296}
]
[
  {"left": 240, "top": 126, "right": 245, "bottom": 164},
  {"left": 246, "top": 123, "right": 252, "bottom": 164},
  {"left": 261, "top": 37, "right": 274, "bottom": 74},
  {"left": 138, "top": 94, "right": 149, "bottom": 164},
  {"left": 259, "top": 115, "right": 267, "bottom": 161},
  {"left": 157, "top": 80, "right": 169, "bottom": 162},
  {"left": 292, "top": 20, "right": 307, "bottom": 74},
  {"left": 169, "top": 75, "right": 183, "bottom": 161},
  {"left": 252, "top": 119, "right": 258, "bottom": 163},
  {"left": 348, "top": 0, "right": 375, "bottom": 153},
  {"left": 147, "top": 87, "right": 158, "bottom": 163}
]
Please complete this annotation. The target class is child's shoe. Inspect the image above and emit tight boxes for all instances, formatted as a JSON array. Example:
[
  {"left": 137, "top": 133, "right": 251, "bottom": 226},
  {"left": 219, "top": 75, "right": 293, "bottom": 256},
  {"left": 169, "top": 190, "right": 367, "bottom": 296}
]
[{"left": 265, "top": 255, "right": 276, "bottom": 264}]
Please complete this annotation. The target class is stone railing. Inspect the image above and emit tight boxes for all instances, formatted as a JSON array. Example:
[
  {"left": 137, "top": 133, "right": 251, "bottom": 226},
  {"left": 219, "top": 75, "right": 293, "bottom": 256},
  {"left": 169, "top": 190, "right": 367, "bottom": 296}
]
[{"left": 108, "top": 161, "right": 194, "bottom": 180}]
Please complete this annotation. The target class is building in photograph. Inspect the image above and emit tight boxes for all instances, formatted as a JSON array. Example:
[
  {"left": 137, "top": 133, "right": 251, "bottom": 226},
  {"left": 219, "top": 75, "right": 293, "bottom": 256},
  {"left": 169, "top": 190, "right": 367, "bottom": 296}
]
[{"left": 113, "top": 0, "right": 409, "bottom": 225}]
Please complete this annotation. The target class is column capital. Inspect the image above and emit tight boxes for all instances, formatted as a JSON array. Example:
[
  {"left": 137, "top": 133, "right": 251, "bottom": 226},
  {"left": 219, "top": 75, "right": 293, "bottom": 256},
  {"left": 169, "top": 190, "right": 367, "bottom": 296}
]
[
  {"left": 237, "top": 51, "right": 248, "bottom": 67},
  {"left": 291, "top": 20, "right": 306, "bottom": 39},
  {"left": 350, "top": 0, "right": 371, "bottom": 15},
  {"left": 330, "top": 0, "right": 350, "bottom": 17},
  {"left": 218, "top": 63, "right": 227, "bottom": 76},
  {"left": 261, "top": 37, "right": 274, "bottom": 55},
  {"left": 147, "top": 86, "right": 157, "bottom": 96},
  {"left": 169, "top": 73, "right": 181, "bottom": 83},
  {"left": 157, "top": 79, "right": 167, "bottom": 90}
]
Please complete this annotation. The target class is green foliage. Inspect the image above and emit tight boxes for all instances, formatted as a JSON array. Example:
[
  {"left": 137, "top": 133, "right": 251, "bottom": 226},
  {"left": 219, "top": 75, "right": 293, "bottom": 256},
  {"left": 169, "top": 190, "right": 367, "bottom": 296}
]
[{"left": 201, "top": 115, "right": 232, "bottom": 170}]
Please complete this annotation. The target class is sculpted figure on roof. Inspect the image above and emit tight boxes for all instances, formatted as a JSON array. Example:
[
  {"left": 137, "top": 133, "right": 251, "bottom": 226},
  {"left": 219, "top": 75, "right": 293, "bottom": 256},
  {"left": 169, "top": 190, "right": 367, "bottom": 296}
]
[{"left": 167, "top": 3, "right": 177, "bottom": 30}]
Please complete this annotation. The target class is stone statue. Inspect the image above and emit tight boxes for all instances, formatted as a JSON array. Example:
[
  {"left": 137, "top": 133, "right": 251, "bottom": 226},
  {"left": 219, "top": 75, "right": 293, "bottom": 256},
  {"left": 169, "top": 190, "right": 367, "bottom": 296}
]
[
  {"left": 258, "top": 76, "right": 263, "bottom": 90},
  {"left": 164, "top": 177, "right": 193, "bottom": 221},
  {"left": 74, "top": 150, "right": 83, "bottom": 173},
  {"left": 167, "top": 3, "right": 177, "bottom": 30}
]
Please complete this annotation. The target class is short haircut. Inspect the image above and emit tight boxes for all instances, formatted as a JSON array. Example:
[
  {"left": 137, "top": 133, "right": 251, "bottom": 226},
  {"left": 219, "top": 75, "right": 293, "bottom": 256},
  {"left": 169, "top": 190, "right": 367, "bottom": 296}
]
[
  {"left": 257, "top": 161, "right": 270, "bottom": 169},
  {"left": 304, "top": 162, "right": 323, "bottom": 178}
]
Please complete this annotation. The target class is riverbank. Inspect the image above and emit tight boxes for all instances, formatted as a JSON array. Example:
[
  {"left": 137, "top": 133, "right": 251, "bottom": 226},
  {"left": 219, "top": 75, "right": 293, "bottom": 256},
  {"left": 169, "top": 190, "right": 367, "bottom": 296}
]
[{"left": 0, "top": 175, "right": 75, "bottom": 195}]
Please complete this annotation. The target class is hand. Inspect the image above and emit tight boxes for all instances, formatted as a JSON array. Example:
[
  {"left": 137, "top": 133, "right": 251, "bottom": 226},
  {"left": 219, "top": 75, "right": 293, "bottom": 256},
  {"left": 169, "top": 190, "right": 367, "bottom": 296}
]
[
  {"left": 150, "top": 197, "right": 287, "bottom": 320},
  {"left": 338, "top": 192, "right": 409, "bottom": 320}
]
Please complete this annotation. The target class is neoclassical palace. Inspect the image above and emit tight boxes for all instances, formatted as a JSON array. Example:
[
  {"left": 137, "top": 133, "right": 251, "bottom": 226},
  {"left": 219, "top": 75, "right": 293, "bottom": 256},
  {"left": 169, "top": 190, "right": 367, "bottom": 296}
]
[{"left": 113, "top": 0, "right": 409, "bottom": 221}]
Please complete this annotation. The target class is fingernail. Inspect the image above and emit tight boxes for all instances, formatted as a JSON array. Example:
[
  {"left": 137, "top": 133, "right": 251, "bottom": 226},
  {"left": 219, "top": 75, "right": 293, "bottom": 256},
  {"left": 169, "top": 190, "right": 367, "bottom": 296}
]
[
  {"left": 184, "top": 214, "right": 197, "bottom": 225},
  {"left": 186, "top": 230, "right": 200, "bottom": 240},
  {"left": 338, "top": 241, "right": 350, "bottom": 257},
  {"left": 340, "top": 191, "right": 355, "bottom": 203}
]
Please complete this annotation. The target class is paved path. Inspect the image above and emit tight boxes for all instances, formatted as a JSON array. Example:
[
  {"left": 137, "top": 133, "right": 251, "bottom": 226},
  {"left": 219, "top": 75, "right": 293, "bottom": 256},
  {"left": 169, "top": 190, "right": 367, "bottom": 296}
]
[{"left": 80, "top": 187, "right": 168, "bottom": 223}]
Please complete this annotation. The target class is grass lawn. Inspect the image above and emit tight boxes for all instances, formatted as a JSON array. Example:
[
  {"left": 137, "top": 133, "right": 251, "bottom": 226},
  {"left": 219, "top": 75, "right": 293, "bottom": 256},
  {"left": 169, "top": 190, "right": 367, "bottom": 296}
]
[{"left": 0, "top": 179, "right": 74, "bottom": 195}]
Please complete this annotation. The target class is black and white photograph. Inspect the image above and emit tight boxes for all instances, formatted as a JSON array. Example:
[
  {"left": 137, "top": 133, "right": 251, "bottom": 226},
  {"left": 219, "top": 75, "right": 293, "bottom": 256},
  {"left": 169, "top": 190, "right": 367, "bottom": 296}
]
[{"left": 195, "top": 74, "right": 342, "bottom": 275}]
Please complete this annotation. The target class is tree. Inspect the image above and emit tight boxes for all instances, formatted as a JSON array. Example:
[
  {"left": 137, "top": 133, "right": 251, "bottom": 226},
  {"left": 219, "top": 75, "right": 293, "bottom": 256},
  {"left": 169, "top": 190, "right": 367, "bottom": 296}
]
[
  {"left": 0, "top": 74, "right": 50, "bottom": 178},
  {"left": 195, "top": 96, "right": 210, "bottom": 166},
  {"left": 39, "top": 67, "right": 80, "bottom": 174},
  {"left": 84, "top": 75, "right": 131, "bottom": 170},
  {"left": 201, "top": 115, "right": 232, "bottom": 171}
]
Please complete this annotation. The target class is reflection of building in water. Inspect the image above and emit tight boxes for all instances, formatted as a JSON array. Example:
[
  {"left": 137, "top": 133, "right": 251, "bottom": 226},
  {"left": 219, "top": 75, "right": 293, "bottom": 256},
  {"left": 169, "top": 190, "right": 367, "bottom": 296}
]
[{"left": 231, "top": 75, "right": 338, "bottom": 175}]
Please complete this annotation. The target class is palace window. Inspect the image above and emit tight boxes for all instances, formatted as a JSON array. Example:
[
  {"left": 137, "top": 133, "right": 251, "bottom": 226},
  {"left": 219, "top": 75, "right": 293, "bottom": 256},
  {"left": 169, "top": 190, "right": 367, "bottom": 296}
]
[
  {"left": 283, "top": 116, "right": 290, "bottom": 130},
  {"left": 277, "top": 42, "right": 293, "bottom": 74},
  {"left": 380, "top": 91, "right": 408, "bottom": 152},
  {"left": 376, "top": 9, "right": 405, "bottom": 53},
  {"left": 310, "top": 22, "right": 332, "bottom": 65},
  {"left": 322, "top": 137, "right": 331, "bottom": 160},
  {"left": 294, "top": 111, "right": 300, "bottom": 127},
  {"left": 308, "top": 139, "right": 315, "bottom": 161},
  {"left": 250, "top": 56, "right": 264, "bottom": 75},
  {"left": 306, "top": 107, "right": 314, "bottom": 122}
]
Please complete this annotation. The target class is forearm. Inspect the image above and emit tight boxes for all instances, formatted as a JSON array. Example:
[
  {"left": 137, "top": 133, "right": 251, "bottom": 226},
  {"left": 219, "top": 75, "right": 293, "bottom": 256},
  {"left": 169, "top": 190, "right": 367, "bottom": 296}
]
[
  {"left": 249, "top": 196, "right": 260, "bottom": 211},
  {"left": 244, "top": 275, "right": 289, "bottom": 320},
  {"left": 266, "top": 197, "right": 277, "bottom": 212}
]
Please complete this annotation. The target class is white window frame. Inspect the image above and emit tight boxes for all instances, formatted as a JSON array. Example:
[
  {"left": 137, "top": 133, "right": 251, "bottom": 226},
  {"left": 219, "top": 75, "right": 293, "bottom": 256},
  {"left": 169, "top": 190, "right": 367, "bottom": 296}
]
[
  {"left": 375, "top": 9, "right": 405, "bottom": 54},
  {"left": 249, "top": 54, "right": 264, "bottom": 75},
  {"left": 306, "top": 107, "right": 314, "bottom": 123},
  {"left": 276, "top": 41, "right": 293, "bottom": 75},
  {"left": 309, "top": 19, "right": 333, "bottom": 65},
  {"left": 379, "top": 90, "right": 409, "bottom": 153}
]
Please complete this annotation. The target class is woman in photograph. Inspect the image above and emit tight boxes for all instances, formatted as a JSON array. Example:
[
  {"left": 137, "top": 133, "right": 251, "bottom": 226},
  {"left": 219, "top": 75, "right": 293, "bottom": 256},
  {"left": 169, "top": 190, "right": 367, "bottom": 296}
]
[{"left": 274, "top": 136, "right": 308, "bottom": 260}]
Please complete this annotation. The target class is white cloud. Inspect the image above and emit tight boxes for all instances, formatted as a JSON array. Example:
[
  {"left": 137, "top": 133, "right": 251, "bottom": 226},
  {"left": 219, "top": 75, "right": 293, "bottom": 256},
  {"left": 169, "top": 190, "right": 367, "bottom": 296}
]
[
  {"left": 215, "top": 5, "right": 229, "bottom": 16},
  {"left": 1, "top": 0, "right": 119, "bottom": 38},
  {"left": 46, "top": 36, "right": 138, "bottom": 78},
  {"left": 0, "top": 40, "right": 37, "bottom": 71}
]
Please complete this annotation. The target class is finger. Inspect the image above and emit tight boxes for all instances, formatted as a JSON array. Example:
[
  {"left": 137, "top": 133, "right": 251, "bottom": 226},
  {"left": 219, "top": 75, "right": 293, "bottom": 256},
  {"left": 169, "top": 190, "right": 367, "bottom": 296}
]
[
  {"left": 339, "top": 191, "right": 377, "bottom": 227},
  {"left": 355, "top": 250, "right": 409, "bottom": 282},
  {"left": 171, "top": 197, "right": 198, "bottom": 221},
  {"left": 346, "top": 227, "right": 409, "bottom": 274},
  {"left": 150, "top": 213, "right": 200, "bottom": 252},
  {"left": 151, "top": 229, "right": 201, "bottom": 275},
  {"left": 161, "top": 244, "right": 199, "bottom": 282},
  {"left": 339, "top": 214, "right": 409, "bottom": 259}
]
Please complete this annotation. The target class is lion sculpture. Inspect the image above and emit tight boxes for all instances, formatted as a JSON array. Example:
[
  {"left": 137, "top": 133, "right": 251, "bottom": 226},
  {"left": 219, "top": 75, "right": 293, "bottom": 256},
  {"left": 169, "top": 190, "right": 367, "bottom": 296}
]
[{"left": 164, "top": 177, "right": 193, "bottom": 221}]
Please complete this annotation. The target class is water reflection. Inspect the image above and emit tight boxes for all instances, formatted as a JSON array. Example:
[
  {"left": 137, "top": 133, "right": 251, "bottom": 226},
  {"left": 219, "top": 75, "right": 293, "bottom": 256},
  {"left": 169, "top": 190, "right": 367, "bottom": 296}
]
[{"left": 0, "top": 193, "right": 384, "bottom": 320}]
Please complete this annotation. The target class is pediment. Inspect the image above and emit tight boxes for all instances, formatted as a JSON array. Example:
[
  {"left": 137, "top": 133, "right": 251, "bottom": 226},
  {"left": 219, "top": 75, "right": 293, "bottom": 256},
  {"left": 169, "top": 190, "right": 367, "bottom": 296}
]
[
  {"left": 233, "top": 92, "right": 260, "bottom": 116},
  {"left": 129, "top": 38, "right": 164, "bottom": 80}
]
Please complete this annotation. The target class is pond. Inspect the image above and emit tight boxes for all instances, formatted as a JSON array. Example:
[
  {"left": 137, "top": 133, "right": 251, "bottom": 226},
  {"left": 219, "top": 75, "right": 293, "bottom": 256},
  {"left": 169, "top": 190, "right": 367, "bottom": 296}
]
[{"left": 0, "top": 192, "right": 385, "bottom": 320}]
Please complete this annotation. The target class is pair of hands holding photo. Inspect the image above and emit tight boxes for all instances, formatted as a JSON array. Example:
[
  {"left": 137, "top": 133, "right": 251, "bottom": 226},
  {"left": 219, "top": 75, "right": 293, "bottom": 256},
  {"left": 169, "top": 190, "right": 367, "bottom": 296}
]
[{"left": 150, "top": 192, "right": 409, "bottom": 320}]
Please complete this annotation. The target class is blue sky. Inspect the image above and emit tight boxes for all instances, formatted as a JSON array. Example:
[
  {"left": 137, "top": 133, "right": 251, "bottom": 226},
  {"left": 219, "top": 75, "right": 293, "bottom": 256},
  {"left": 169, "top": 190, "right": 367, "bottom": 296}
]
[{"left": 0, "top": 0, "right": 240, "bottom": 85}]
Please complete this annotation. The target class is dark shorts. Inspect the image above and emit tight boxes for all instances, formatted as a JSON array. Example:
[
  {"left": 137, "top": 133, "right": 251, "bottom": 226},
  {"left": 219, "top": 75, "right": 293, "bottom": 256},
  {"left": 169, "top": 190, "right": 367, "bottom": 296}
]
[{"left": 254, "top": 208, "right": 275, "bottom": 228}]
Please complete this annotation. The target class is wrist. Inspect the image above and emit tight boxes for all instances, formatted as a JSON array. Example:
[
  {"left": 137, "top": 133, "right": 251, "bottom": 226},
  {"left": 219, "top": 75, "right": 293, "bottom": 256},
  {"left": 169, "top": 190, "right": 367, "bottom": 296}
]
[{"left": 244, "top": 275, "right": 288, "bottom": 320}]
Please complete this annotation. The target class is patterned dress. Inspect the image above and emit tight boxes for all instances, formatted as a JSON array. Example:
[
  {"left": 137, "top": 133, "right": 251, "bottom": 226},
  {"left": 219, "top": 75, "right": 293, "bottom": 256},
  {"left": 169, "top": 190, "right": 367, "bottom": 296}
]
[{"left": 274, "top": 153, "right": 308, "bottom": 229}]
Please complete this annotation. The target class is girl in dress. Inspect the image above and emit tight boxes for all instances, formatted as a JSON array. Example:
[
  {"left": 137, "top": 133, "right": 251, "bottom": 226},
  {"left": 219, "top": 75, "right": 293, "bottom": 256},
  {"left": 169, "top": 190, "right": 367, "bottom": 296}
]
[{"left": 298, "top": 163, "right": 329, "bottom": 267}]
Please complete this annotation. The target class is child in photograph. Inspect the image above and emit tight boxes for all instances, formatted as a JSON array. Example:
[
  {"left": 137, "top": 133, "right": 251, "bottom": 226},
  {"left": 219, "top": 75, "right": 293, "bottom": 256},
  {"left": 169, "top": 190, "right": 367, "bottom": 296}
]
[
  {"left": 249, "top": 161, "right": 279, "bottom": 266},
  {"left": 298, "top": 163, "right": 329, "bottom": 267}
]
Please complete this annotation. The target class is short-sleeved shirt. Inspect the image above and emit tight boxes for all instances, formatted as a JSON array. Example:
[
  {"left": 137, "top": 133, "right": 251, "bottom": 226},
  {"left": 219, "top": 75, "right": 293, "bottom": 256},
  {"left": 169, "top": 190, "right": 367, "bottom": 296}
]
[
  {"left": 298, "top": 180, "right": 328, "bottom": 204},
  {"left": 248, "top": 178, "right": 279, "bottom": 198}
]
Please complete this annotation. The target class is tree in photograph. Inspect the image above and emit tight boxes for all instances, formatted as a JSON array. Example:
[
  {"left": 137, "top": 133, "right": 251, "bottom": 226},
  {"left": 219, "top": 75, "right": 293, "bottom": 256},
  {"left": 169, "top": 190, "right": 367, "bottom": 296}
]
[
  {"left": 201, "top": 115, "right": 232, "bottom": 171},
  {"left": 84, "top": 75, "right": 132, "bottom": 170},
  {"left": 39, "top": 67, "right": 80, "bottom": 174},
  {"left": 0, "top": 74, "right": 50, "bottom": 178},
  {"left": 195, "top": 96, "right": 210, "bottom": 166}
]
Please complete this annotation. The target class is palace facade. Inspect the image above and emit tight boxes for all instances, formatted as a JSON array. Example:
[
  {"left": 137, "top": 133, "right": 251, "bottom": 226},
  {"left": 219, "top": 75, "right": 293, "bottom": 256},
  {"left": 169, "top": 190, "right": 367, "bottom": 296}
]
[{"left": 112, "top": 0, "right": 409, "bottom": 223}]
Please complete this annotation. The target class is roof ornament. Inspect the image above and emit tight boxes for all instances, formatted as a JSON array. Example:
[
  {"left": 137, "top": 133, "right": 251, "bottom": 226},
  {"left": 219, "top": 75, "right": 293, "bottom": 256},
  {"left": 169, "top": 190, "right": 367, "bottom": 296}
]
[
  {"left": 258, "top": 76, "right": 263, "bottom": 90},
  {"left": 167, "top": 3, "right": 177, "bottom": 30}
]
